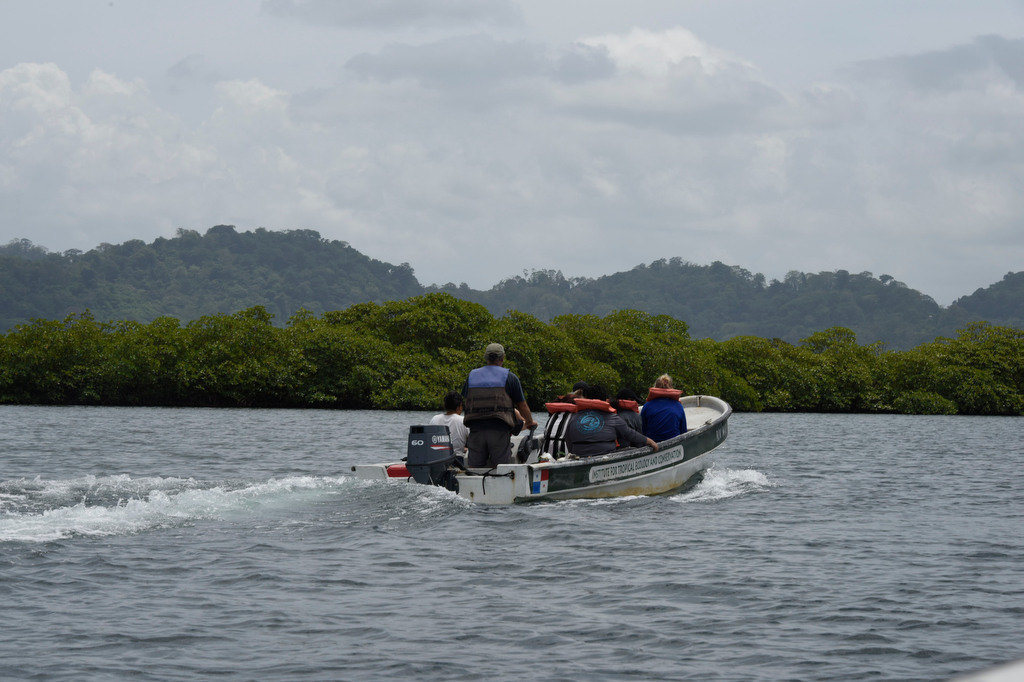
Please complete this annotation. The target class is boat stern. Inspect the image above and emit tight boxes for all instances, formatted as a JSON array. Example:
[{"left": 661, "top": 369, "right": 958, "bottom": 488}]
[{"left": 454, "top": 464, "right": 534, "bottom": 504}]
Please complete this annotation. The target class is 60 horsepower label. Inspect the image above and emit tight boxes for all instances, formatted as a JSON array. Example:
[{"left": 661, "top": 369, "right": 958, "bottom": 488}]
[{"left": 588, "top": 448, "right": 684, "bottom": 483}]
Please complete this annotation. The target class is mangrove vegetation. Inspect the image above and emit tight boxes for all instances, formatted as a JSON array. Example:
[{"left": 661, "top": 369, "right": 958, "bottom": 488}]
[{"left": 1, "top": 293, "right": 1021, "bottom": 415}]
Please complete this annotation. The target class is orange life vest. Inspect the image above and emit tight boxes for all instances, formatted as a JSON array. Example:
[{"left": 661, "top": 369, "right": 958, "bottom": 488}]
[
  {"left": 545, "top": 402, "right": 578, "bottom": 414},
  {"left": 646, "top": 387, "right": 682, "bottom": 401},
  {"left": 573, "top": 398, "right": 616, "bottom": 413},
  {"left": 613, "top": 399, "right": 639, "bottom": 413}
]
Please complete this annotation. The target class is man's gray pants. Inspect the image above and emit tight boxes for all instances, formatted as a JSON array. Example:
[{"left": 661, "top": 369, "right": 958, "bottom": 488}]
[{"left": 466, "top": 428, "right": 512, "bottom": 468}]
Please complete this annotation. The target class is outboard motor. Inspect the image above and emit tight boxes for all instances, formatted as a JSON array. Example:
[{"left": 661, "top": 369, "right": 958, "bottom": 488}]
[{"left": 406, "top": 425, "right": 458, "bottom": 491}]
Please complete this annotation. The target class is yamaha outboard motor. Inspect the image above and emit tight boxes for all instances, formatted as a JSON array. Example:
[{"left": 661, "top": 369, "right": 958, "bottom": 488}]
[{"left": 406, "top": 425, "right": 458, "bottom": 491}]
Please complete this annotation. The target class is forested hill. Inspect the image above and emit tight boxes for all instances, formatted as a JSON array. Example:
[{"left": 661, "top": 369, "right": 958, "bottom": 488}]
[
  {"left": 951, "top": 271, "right": 1024, "bottom": 330},
  {"left": 1, "top": 227, "right": 1021, "bottom": 348},
  {"left": 444, "top": 260, "right": 1021, "bottom": 349},
  {"left": 0, "top": 226, "right": 421, "bottom": 329}
]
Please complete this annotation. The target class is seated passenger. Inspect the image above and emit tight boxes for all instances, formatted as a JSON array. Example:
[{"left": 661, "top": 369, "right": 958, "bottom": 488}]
[
  {"left": 641, "top": 374, "right": 687, "bottom": 442},
  {"left": 566, "top": 384, "right": 657, "bottom": 457},
  {"left": 429, "top": 390, "right": 469, "bottom": 455},
  {"left": 541, "top": 384, "right": 586, "bottom": 458},
  {"left": 610, "top": 388, "right": 642, "bottom": 432}
]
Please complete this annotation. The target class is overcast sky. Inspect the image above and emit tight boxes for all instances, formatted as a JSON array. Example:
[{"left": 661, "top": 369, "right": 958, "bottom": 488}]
[{"left": 2, "top": 1, "right": 1024, "bottom": 303}]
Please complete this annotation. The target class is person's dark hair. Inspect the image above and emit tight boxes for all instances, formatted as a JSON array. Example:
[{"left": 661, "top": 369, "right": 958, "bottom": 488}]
[
  {"left": 582, "top": 383, "right": 608, "bottom": 401},
  {"left": 615, "top": 388, "right": 639, "bottom": 402},
  {"left": 443, "top": 390, "right": 463, "bottom": 412},
  {"left": 572, "top": 381, "right": 588, "bottom": 392}
]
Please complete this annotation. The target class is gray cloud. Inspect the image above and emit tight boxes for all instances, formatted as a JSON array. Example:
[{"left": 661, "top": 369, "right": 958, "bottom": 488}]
[
  {"left": 342, "top": 30, "right": 831, "bottom": 136},
  {"left": 558, "top": 72, "right": 791, "bottom": 136},
  {"left": 166, "top": 54, "right": 222, "bottom": 85},
  {"left": 553, "top": 44, "right": 616, "bottom": 83},
  {"left": 852, "top": 34, "right": 1024, "bottom": 91},
  {"left": 346, "top": 35, "right": 548, "bottom": 86},
  {"left": 262, "top": 0, "right": 522, "bottom": 30},
  {"left": 345, "top": 34, "right": 613, "bottom": 88}
]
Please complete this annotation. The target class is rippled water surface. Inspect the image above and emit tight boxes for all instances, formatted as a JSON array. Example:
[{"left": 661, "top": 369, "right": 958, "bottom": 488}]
[{"left": 1, "top": 406, "right": 1022, "bottom": 680}]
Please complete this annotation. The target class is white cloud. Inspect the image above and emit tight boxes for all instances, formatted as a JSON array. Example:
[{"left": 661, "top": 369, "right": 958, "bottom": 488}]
[
  {"left": 82, "top": 70, "right": 145, "bottom": 98},
  {"left": 213, "top": 78, "right": 289, "bottom": 114},
  {"left": 1, "top": 63, "right": 214, "bottom": 245},
  {"left": 0, "top": 62, "right": 71, "bottom": 104},
  {"left": 580, "top": 26, "right": 752, "bottom": 78}
]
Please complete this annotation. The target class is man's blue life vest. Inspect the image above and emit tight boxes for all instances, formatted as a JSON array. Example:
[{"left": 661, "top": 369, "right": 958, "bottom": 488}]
[{"left": 464, "top": 365, "right": 515, "bottom": 428}]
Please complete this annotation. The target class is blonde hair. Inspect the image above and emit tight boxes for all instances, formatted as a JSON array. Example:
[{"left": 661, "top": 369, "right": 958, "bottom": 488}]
[{"left": 654, "top": 374, "right": 674, "bottom": 389}]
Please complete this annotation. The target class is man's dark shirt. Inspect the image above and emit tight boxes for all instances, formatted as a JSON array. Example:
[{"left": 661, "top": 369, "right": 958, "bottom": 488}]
[{"left": 565, "top": 410, "right": 647, "bottom": 457}]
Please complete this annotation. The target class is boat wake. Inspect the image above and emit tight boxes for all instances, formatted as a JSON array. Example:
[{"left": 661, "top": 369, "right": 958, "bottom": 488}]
[
  {"left": 0, "top": 474, "right": 350, "bottom": 543},
  {"left": 671, "top": 467, "right": 773, "bottom": 503},
  {"left": 0, "top": 467, "right": 772, "bottom": 542}
]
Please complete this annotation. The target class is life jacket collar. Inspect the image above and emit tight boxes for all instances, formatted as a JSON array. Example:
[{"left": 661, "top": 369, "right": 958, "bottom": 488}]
[
  {"left": 613, "top": 399, "right": 639, "bottom": 413},
  {"left": 466, "top": 364, "right": 510, "bottom": 388},
  {"left": 573, "top": 398, "right": 616, "bottom": 413},
  {"left": 545, "top": 402, "right": 578, "bottom": 414},
  {"left": 646, "top": 387, "right": 682, "bottom": 401}
]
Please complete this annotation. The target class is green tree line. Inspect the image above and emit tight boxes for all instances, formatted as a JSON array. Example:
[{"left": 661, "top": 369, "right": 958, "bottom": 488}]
[
  {"left": 1, "top": 293, "right": 1021, "bottom": 415},
  {"left": 3, "top": 228, "right": 1023, "bottom": 349}
]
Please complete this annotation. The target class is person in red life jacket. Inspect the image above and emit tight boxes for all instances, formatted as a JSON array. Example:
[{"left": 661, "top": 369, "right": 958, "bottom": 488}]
[
  {"left": 460, "top": 343, "right": 537, "bottom": 467},
  {"left": 610, "top": 388, "right": 642, "bottom": 432},
  {"left": 641, "top": 374, "right": 687, "bottom": 443},
  {"left": 541, "top": 382, "right": 587, "bottom": 458},
  {"left": 565, "top": 384, "right": 657, "bottom": 458}
]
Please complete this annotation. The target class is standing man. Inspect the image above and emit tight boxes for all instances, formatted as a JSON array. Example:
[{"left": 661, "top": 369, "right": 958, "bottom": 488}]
[{"left": 461, "top": 343, "right": 537, "bottom": 467}]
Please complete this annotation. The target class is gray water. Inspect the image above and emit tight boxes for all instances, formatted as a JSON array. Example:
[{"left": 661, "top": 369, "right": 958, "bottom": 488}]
[{"left": 1, "top": 406, "right": 1022, "bottom": 681}]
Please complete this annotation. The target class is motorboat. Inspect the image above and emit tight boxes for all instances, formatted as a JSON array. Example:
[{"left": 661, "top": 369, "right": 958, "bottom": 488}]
[{"left": 350, "top": 395, "right": 731, "bottom": 505}]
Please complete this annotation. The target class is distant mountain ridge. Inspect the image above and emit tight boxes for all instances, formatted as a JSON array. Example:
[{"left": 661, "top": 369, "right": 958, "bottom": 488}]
[
  {"left": 439, "top": 262, "right": 946, "bottom": 349},
  {"left": 951, "top": 271, "right": 1024, "bottom": 329},
  {"left": 0, "top": 226, "right": 421, "bottom": 328},
  {"left": 1, "top": 226, "right": 1021, "bottom": 349}
]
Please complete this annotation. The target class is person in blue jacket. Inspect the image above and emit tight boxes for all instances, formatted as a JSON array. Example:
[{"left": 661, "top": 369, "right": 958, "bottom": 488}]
[{"left": 641, "top": 374, "right": 687, "bottom": 442}]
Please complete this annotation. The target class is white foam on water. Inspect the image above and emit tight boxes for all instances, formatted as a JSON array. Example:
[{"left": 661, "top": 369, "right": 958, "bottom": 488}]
[
  {"left": 416, "top": 485, "right": 472, "bottom": 509},
  {"left": 382, "top": 482, "right": 473, "bottom": 522},
  {"left": 587, "top": 495, "right": 647, "bottom": 505},
  {"left": 671, "top": 467, "right": 773, "bottom": 503},
  {"left": 0, "top": 474, "right": 350, "bottom": 543},
  {"left": 557, "top": 494, "right": 647, "bottom": 507},
  {"left": 547, "top": 468, "right": 772, "bottom": 508}
]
